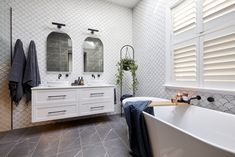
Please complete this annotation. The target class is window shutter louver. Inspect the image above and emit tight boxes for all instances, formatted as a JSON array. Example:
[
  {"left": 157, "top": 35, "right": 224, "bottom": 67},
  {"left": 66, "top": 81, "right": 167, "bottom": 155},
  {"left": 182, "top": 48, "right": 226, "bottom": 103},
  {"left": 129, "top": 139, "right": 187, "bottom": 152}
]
[
  {"left": 172, "top": 0, "right": 197, "bottom": 35},
  {"left": 174, "top": 44, "right": 197, "bottom": 81},
  {"left": 203, "top": 31, "right": 235, "bottom": 84},
  {"left": 203, "top": 0, "right": 235, "bottom": 23},
  {"left": 168, "top": 0, "right": 235, "bottom": 90}
]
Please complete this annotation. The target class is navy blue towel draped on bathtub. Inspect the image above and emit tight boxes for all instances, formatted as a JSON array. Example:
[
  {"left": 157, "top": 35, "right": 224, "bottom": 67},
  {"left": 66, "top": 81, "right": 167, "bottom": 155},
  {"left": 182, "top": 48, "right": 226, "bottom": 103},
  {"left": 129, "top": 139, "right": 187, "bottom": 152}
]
[{"left": 124, "top": 101, "right": 153, "bottom": 157}]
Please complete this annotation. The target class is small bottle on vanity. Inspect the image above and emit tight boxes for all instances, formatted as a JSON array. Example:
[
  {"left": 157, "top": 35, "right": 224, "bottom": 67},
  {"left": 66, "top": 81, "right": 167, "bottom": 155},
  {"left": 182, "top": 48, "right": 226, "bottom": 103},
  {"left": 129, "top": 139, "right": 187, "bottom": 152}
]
[
  {"left": 78, "top": 77, "right": 81, "bottom": 85},
  {"left": 80, "top": 77, "right": 84, "bottom": 85}
]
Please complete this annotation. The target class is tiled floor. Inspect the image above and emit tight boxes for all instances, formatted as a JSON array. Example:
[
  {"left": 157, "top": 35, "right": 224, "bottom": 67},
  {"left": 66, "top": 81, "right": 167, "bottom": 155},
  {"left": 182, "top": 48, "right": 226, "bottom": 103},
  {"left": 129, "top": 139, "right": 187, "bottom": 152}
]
[{"left": 0, "top": 116, "right": 132, "bottom": 157}]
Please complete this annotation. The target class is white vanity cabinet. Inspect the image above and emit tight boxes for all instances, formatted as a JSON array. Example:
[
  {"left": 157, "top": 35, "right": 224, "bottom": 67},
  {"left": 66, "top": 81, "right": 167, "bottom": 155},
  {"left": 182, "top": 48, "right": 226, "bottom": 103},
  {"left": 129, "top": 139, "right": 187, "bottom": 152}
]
[
  {"left": 78, "top": 88, "right": 114, "bottom": 116},
  {"left": 32, "top": 85, "right": 115, "bottom": 122}
]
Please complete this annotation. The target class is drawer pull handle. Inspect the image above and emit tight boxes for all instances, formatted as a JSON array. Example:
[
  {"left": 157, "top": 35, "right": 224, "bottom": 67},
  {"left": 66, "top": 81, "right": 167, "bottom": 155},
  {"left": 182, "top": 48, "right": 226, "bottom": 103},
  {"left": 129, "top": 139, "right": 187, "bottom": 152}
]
[
  {"left": 90, "top": 93, "right": 104, "bottom": 97},
  {"left": 48, "top": 95, "right": 66, "bottom": 99},
  {"left": 90, "top": 106, "right": 104, "bottom": 111},
  {"left": 48, "top": 110, "right": 66, "bottom": 115}
]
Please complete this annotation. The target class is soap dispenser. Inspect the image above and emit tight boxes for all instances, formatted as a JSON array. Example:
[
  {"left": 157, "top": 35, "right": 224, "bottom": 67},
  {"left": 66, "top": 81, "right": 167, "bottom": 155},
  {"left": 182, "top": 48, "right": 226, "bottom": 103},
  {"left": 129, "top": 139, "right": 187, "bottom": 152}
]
[
  {"left": 78, "top": 77, "right": 81, "bottom": 85},
  {"left": 80, "top": 77, "right": 84, "bottom": 85}
]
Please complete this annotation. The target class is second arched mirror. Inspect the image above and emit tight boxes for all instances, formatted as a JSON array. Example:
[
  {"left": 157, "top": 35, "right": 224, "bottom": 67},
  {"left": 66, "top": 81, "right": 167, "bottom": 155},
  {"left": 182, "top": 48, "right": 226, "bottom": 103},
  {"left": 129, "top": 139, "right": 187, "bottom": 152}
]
[{"left": 83, "top": 37, "right": 103, "bottom": 73}]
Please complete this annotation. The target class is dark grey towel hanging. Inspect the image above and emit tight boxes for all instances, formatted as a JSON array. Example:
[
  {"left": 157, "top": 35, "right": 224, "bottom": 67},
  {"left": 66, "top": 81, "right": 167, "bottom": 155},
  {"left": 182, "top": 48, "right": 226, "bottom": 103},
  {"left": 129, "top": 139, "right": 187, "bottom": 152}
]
[
  {"left": 9, "top": 39, "right": 26, "bottom": 105},
  {"left": 23, "top": 40, "right": 41, "bottom": 102}
]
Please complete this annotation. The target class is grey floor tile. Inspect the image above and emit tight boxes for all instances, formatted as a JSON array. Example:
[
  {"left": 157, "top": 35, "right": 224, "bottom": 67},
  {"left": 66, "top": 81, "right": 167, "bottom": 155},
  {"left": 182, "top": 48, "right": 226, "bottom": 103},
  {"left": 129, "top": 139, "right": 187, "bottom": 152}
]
[
  {"left": 103, "top": 138, "right": 132, "bottom": 157},
  {"left": 0, "top": 132, "right": 6, "bottom": 139},
  {"left": 0, "top": 142, "right": 16, "bottom": 156},
  {"left": 18, "top": 127, "right": 43, "bottom": 143},
  {"left": 109, "top": 120, "right": 129, "bottom": 146},
  {"left": 57, "top": 148, "right": 81, "bottom": 157},
  {"left": 58, "top": 134, "right": 81, "bottom": 153},
  {"left": 41, "top": 124, "right": 63, "bottom": 137},
  {"left": 80, "top": 125, "right": 101, "bottom": 146},
  {"left": 0, "top": 129, "right": 27, "bottom": 144},
  {"left": 103, "top": 129, "right": 119, "bottom": 142},
  {"left": 95, "top": 122, "right": 119, "bottom": 142},
  {"left": 0, "top": 115, "right": 130, "bottom": 157},
  {"left": 32, "top": 134, "right": 60, "bottom": 157},
  {"left": 82, "top": 144, "right": 107, "bottom": 157},
  {"left": 7, "top": 136, "right": 40, "bottom": 157},
  {"left": 61, "top": 126, "right": 80, "bottom": 139}
]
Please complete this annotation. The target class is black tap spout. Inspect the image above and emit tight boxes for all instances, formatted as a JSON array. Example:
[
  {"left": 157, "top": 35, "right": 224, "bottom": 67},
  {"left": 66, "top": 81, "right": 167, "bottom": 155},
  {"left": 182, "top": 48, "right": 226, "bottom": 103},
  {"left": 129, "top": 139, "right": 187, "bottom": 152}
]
[
  {"left": 188, "top": 95, "right": 201, "bottom": 104},
  {"left": 58, "top": 74, "right": 62, "bottom": 79}
]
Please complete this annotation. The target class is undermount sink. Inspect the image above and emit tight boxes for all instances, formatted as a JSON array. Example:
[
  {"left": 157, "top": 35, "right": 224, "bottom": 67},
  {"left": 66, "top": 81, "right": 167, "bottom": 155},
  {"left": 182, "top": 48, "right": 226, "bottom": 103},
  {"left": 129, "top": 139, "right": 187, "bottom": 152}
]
[{"left": 47, "top": 81, "right": 69, "bottom": 87}]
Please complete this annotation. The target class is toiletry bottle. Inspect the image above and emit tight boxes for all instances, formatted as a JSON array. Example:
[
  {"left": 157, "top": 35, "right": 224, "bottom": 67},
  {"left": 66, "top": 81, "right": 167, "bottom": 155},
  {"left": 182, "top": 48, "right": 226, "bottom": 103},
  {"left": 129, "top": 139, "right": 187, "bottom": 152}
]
[
  {"left": 80, "top": 77, "right": 84, "bottom": 85},
  {"left": 78, "top": 77, "right": 81, "bottom": 85}
]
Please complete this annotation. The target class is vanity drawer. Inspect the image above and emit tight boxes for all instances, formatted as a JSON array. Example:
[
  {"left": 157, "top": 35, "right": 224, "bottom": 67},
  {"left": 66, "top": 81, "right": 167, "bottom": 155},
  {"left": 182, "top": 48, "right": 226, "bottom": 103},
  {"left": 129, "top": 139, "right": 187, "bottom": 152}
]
[
  {"left": 78, "top": 88, "right": 114, "bottom": 102},
  {"left": 35, "top": 90, "right": 77, "bottom": 105},
  {"left": 34, "top": 104, "right": 77, "bottom": 122},
  {"left": 79, "top": 101, "right": 114, "bottom": 116}
]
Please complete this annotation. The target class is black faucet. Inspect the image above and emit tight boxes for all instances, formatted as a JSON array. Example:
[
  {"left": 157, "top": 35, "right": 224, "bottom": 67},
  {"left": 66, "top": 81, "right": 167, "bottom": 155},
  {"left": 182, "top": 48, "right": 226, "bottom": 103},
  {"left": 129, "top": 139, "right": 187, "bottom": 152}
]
[
  {"left": 179, "top": 95, "right": 201, "bottom": 104},
  {"left": 58, "top": 74, "right": 62, "bottom": 79}
]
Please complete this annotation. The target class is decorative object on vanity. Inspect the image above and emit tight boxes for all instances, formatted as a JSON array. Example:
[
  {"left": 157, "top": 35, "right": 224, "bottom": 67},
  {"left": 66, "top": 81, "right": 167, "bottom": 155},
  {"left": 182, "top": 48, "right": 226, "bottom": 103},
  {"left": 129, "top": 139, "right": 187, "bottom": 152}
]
[
  {"left": 9, "top": 39, "right": 26, "bottom": 105},
  {"left": 83, "top": 28, "right": 103, "bottom": 73},
  {"left": 31, "top": 85, "right": 115, "bottom": 122},
  {"left": 47, "top": 32, "right": 72, "bottom": 72},
  {"left": 71, "top": 77, "right": 84, "bottom": 86},
  {"left": 23, "top": 40, "right": 41, "bottom": 102}
]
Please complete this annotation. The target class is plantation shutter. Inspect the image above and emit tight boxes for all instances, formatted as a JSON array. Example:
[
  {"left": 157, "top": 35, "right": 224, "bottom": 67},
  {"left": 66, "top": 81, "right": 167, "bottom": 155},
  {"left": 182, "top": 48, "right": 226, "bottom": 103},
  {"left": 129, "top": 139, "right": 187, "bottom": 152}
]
[
  {"left": 171, "top": 0, "right": 197, "bottom": 35},
  {"left": 203, "top": 0, "right": 235, "bottom": 32},
  {"left": 203, "top": 27, "right": 235, "bottom": 88},
  {"left": 173, "top": 39, "right": 197, "bottom": 83}
]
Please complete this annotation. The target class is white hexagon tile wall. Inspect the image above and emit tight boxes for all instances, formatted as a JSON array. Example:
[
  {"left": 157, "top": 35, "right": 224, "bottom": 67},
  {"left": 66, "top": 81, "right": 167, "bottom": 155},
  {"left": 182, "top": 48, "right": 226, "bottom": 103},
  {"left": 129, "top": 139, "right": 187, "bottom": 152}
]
[{"left": 0, "top": 0, "right": 133, "bottom": 130}]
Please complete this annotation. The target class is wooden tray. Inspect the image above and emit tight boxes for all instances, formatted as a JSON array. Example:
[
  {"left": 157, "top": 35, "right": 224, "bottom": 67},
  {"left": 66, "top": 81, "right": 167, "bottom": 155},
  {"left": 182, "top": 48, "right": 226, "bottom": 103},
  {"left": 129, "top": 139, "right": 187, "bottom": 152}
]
[{"left": 148, "top": 101, "right": 189, "bottom": 107}]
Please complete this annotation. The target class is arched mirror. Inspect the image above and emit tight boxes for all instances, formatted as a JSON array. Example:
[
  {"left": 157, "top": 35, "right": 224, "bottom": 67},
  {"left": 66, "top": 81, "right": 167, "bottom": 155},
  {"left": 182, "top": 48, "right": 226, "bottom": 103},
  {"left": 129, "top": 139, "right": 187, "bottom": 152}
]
[
  {"left": 47, "top": 32, "right": 72, "bottom": 72},
  {"left": 83, "top": 37, "right": 103, "bottom": 73}
]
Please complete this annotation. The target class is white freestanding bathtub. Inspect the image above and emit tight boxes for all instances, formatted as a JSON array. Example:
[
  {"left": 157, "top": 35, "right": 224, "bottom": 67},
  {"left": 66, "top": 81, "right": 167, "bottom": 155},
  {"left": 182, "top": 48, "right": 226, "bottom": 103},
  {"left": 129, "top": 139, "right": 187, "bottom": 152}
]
[{"left": 144, "top": 105, "right": 235, "bottom": 157}]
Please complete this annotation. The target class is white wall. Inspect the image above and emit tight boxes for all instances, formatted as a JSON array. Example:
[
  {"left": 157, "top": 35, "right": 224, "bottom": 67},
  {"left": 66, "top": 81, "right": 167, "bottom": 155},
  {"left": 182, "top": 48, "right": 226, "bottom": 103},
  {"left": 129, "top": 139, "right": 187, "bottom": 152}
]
[
  {"left": 133, "top": 0, "right": 235, "bottom": 115},
  {"left": 7, "top": 0, "right": 133, "bottom": 129},
  {"left": 133, "top": 0, "right": 168, "bottom": 98}
]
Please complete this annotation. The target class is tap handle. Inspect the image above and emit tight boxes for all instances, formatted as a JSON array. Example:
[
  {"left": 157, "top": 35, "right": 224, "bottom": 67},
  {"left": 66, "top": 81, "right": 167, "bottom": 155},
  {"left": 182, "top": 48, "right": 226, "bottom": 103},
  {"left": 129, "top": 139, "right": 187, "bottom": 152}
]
[{"left": 196, "top": 95, "right": 201, "bottom": 100}]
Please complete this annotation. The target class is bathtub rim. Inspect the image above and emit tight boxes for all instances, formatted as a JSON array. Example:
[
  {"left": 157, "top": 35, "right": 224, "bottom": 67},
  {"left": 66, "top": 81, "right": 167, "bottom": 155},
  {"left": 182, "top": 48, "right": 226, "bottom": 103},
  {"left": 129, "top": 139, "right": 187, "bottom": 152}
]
[{"left": 143, "top": 105, "right": 235, "bottom": 155}]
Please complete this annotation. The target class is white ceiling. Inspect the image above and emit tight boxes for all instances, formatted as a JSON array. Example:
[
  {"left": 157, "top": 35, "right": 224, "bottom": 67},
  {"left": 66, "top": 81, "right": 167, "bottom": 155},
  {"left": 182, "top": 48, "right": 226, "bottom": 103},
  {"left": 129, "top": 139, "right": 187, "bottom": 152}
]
[{"left": 106, "top": 0, "right": 141, "bottom": 8}]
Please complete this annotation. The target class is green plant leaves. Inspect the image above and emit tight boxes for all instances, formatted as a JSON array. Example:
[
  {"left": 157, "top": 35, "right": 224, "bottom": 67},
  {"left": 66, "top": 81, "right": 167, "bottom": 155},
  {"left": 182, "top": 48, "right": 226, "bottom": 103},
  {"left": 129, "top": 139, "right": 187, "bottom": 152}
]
[{"left": 116, "top": 58, "right": 138, "bottom": 95}]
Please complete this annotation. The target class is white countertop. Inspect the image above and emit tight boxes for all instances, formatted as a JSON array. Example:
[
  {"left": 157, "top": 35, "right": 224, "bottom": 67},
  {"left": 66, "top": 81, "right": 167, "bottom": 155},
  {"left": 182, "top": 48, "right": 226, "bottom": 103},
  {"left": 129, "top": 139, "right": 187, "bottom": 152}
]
[{"left": 32, "top": 84, "right": 115, "bottom": 90}]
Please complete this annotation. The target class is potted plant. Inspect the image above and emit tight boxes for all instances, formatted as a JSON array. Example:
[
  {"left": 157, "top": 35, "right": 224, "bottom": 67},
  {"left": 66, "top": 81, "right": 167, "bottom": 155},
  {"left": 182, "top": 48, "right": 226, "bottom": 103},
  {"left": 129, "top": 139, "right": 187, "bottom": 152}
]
[
  {"left": 121, "top": 58, "right": 134, "bottom": 71},
  {"left": 116, "top": 58, "right": 138, "bottom": 95}
]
